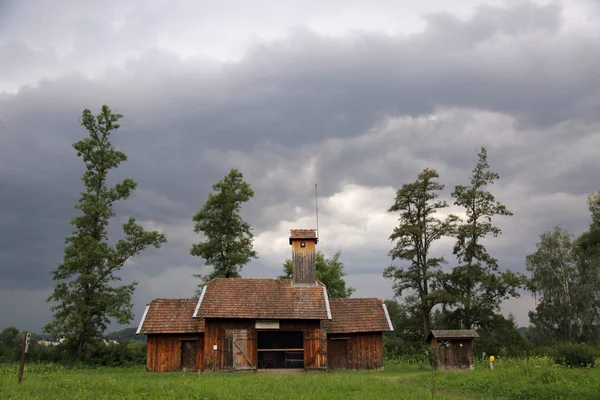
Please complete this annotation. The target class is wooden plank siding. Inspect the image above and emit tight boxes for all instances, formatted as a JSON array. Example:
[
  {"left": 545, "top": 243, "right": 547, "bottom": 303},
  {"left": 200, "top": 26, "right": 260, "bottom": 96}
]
[
  {"left": 291, "top": 239, "right": 317, "bottom": 284},
  {"left": 203, "top": 319, "right": 324, "bottom": 371},
  {"left": 431, "top": 338, "right": 475, "bottom": 370},
  {"left": 146, "top": 334, "right": 204, "bottom": 372},
  {"left": 304, "top": 329, "right": 327, "bottom": 370},
  {"left": 232, "top": 330, "right": 257, "bottom": 370},
  {"left": 327, "top": 332, "right": 384, "bottom": 370}
]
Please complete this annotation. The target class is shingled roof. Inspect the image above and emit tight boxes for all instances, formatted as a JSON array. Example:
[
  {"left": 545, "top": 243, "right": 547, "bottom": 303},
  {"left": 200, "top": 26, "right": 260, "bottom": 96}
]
[
  {"left": 426, "top": 330, "right": 479, "bottom": 342},
  {"left": 194, "top": 278, "right": 330, "bottom": 320},
  {"left": 137, "top": 299, "right": 204, "bottom": 334},
  {"left": 289, "top": 229, "right": 318, "bottom": 244},
  {"left": 325, "top": 298, "right": 394, "bottom": 333}
]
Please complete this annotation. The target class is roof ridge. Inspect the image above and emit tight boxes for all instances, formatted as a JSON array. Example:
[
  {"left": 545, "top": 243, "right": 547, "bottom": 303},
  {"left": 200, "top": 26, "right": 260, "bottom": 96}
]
[
  {"left": 211, "top": 277, "right": 291, "bottom": 281},
  {"left": 151, "top": 298, "right": 197, "bottom": 301},
  {"left": 329, "top": 297, "right": 383, "bottom": 301}
]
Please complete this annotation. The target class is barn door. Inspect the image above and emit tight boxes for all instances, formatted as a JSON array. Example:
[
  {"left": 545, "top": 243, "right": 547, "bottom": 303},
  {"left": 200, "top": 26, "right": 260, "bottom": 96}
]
[
  {"left": 304, "top": 329, "right": 327, "bottom": 370},
  {"left": 328, "top": 338, "right": 349, "bottom": 370},
  {"left": 232, "top": 329, "right": 257, "bottom": 370},
  {"left": 181, "top": 340, "right": 197, "bottom": 371}
]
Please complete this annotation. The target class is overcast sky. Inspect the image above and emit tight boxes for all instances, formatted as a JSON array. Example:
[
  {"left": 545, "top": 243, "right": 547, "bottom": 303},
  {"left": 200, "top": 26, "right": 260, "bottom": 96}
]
[{"left": 1, "top": 0, "right": 599, "bottom": 333}]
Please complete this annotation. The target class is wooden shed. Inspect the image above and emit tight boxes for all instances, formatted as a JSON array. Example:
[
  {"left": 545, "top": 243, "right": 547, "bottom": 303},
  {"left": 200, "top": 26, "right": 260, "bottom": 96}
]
[
  {"left": 136, "top": 299, "right": 205, "bottom": 372},
  {"left": 426, "top": 330, "right": 479, "bottom": 370},
  {"left": 325, "top": 298, "right": 393, "bottom": 370},
  {"left": 137, "top": 229, "right": 393, "bottom": 372}
]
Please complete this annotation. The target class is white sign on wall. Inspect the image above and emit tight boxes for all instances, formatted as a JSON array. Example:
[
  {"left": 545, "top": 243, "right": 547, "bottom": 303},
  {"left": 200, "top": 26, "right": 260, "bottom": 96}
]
[{"left": 255, "top": 320, "right": 280, "bottom": 329}]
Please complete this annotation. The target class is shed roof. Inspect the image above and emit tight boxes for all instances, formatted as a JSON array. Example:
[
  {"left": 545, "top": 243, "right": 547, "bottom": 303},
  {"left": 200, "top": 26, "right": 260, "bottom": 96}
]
[
  {"left": 325, "top": 298, "right": 394, "bottom": 333},
  {"left": 426, "top": 330, "right": 479, "bottom": 342},
  {"left": 194, "top": 278, "right": 330, "bottom": 320},
  {"left": 137, "top": 299, "right": 204, "bottom": 334},
  {"left": 289, "top": 229, "right": 318, "bottom": 244}
]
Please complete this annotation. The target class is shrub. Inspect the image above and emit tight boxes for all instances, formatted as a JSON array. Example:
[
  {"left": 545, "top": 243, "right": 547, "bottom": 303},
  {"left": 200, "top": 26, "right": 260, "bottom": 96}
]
[{"left": 553, "top": 343, "right": 597, "bottom": 368}]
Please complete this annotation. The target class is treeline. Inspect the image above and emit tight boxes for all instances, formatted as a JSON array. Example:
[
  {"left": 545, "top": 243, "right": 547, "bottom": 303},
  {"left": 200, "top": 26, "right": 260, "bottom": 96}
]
[
  {"left": 0, "top": 327, "right": 146, "bottom": 366},
  {"left": 381, "top": 148, "right": 600, "bottom": 362}
]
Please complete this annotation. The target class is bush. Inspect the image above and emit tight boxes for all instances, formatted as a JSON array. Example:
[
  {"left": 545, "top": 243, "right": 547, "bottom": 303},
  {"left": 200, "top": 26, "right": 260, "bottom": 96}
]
[{"left": 553, "top": 343, "right": 597, "bottom": 368}]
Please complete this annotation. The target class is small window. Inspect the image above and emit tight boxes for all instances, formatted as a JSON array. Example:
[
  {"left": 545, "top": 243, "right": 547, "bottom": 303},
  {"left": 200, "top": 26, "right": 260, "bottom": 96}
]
[{"left": 301, "top": 242, "right": 306, "bottom": 248}]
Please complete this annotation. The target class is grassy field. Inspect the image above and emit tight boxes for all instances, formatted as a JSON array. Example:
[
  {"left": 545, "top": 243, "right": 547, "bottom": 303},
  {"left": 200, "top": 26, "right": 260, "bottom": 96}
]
[{"left": 1, "top": 357, "right": 598, "bottom": 399}]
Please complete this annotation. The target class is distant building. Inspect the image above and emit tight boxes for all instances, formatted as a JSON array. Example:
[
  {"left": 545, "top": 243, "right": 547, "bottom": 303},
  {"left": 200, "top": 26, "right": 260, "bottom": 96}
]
[{"left": 137, "top": 229, "right": 394, "bottom": 372}]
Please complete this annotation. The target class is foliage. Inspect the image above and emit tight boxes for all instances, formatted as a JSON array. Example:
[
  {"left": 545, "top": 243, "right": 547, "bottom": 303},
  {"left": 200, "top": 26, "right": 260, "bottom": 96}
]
[
  {"left": 473, "top": 314, "right": 532, "bottom": 358},
  {"left": 0, "top": 327, "right": 145, "bottom": 366},
  {"left": 526, "top": 226, "right": 579, "bottom": 343},
  {"left": 105, "top": 327, "right": 146, "bottom": 343},
  {"left": 87, "top": 340, "right": 146, "bottom": 367},
  {"left": 553, "top": 343, "right": 597, "bottom": 368},
  {"left": 43, "top": 105, "right": 167, "bottom": 362},
  {"left": 443, "top": 147, "right": 524, "bottom": 330},
  {"left": 382, "top": 299, "right": 425, "bottom": 357},
  {"left": 526, "top": 190, "right": 600, "bottom": 345},
  {"left": 572, "top": 196, "right": 600, "bottom": 342},
  {"left": 191, "top": 168, "right": 257, "bottom": 292},
  {"left": 280, "top": 250, "right": 355, "bottom": 298},
  {"left": 383, "top": 168, "right": 459, "bottom": 337}
]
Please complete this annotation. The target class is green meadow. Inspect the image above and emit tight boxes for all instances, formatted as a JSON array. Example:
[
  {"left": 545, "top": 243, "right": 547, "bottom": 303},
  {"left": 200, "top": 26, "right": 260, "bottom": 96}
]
[{"left": 1, "top": 357, "right": 598, "bottom": 400}]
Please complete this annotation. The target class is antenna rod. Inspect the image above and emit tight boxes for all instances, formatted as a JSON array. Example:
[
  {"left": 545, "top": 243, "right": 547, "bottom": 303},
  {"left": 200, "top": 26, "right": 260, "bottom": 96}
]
[{"left": 315, "top": 183, "right": 319, "bottom": 238}]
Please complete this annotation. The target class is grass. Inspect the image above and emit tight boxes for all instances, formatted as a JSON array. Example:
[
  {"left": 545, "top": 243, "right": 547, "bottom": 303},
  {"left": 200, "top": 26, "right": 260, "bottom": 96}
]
[{"left": 1, "top": 357, "right": 598, "bottom": 399}]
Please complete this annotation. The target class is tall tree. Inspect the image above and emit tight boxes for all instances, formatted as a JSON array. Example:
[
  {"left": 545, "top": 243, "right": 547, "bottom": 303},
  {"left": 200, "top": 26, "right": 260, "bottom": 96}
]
[
  {"left": 571, "top": 190, "right": 600, "bottom": 341},
  {"left": 44, "top": 105, "right": 167, "bottom": 362},
  {"left": 526, "top": 226, "right": 579, "bottom": 343},
  {"left": 280, "top": 250, "right": 355, "bottom": 298},
  {"left": 444, "top": 147, "right": 523, "bottom": 329},
  {"left": 383, "top": 168, "right": 458, "bottom": 337},
  {"left": 191, "top": 169, "right": 257, "bottom": 289}
]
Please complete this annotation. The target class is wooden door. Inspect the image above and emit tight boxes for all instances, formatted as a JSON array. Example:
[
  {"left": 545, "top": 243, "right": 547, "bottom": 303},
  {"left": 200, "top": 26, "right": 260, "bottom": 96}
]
[
  {"left": 328, "top": 338, "right": 349, "bottom": 370},
  {"left": 232, "top": 329, "right": 257, "bottom": 370},
  {"left": 219, "top": 330, "right": 234, "bottom": 371},
  {"left": 304, "top": 329, "right": 327, "bottom": 370},
  {"left": 181, "top": 340, "right": 197, "bottom": 371}
]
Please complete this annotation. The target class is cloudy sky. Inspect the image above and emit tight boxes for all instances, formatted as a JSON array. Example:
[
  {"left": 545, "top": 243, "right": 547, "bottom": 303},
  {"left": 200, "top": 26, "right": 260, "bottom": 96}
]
[{"left": 1, "top": 0, "right": 599, "bottom": 333}]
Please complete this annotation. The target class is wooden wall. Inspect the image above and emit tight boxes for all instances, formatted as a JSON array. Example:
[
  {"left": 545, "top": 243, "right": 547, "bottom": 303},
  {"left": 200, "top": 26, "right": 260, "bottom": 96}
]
[
  {"left": 203, "top": 319, "right": 322, "bottom": 371},
  {"left": 327, "top": 332, "right": 384, "bottom": 370},
  {"left": 146, "top": 334, "right": 204, "bottom": 372},
  {"left": 291, "top": 239, "right": 317, "bottom": 284},
  {"left": 304, "top": 329, "right": 327, "bottom": 370},
  {"left": 430, "top": 338, "right": 475, "bottom": 370}
]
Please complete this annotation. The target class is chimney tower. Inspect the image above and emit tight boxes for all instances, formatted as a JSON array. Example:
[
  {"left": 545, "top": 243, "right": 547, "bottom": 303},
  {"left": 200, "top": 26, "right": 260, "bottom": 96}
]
[{"left": 289, "top": 229, "right": 318, "bottom": 286}]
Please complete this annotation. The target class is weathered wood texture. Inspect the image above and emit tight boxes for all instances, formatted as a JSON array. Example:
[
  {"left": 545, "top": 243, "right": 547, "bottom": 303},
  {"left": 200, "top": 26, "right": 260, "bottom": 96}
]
[
  {"left": 146, "top": 334, "right": 204, "bottom": 372},
  {"left": 430, "top": 338, "right": 475, "bottom": 370},
  {"left": 203, "top": 319, "right": 323, "bottom": 371},
  {"left": 233, "top": 330, "right": 257, "bottom": 370},
  {"left": 304, "top": 329, "right": 328, "bottom": 370},
  {"left": 327, "top": 332, "right": 384, "bottom": 370},
  {"left": 291, "top": 239, "right": 317, "bottom": 285},
  {"left": 204, "top": 319, "right": 254, "bottom": 371}
]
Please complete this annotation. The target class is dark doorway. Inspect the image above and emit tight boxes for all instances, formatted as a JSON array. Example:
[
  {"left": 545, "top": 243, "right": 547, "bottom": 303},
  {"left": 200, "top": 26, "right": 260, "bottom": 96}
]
[
  {"left": 181, "top": 340, "right": 197, "bottom": 371},
  {"left": 257, "top": 331, "right": 304, "bottom": 369}
]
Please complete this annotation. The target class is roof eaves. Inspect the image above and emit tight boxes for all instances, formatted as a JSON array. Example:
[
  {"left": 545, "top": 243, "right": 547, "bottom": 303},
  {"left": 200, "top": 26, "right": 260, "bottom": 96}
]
[
  {"left": 192, "top": 285, "right": 207, "bottom": 319},
  {"left": 135, "top": 304, "right": 150, "bottom": 335},
  {"left": 323, "top": 286, "right": 332, "bottom": 320},
  {"left": 382, "top": 302, "right": 394, "bottom": 332}
]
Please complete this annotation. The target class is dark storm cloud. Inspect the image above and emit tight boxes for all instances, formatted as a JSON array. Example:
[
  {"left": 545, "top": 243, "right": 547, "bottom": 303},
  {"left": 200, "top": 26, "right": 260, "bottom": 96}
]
[{"left": 1, "top": 1, "right": 600, "bottom": 330}]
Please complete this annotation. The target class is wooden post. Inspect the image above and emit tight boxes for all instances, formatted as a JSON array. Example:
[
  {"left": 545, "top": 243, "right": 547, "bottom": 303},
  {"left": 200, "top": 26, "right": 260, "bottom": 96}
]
[{"left": 18, "top": 332, "right": 31, "bottom": 384}]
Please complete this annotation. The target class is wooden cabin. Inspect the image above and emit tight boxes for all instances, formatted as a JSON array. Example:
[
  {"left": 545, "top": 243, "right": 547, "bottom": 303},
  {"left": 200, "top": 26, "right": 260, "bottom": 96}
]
[
  {"left": 426, "top": 330, "right": 479, "bottom": 371},
  {"left": 136, "top": 229, "right": 394, "bottom": 372}
]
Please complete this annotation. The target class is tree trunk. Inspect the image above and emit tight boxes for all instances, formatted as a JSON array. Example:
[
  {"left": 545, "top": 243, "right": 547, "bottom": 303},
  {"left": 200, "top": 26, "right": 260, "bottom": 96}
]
[
  {"left": 422, "top": 303, "right": 430, "bottom": 338},
  {"left": 76, "top": 334, "right": 85, "bottom": 363}
]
